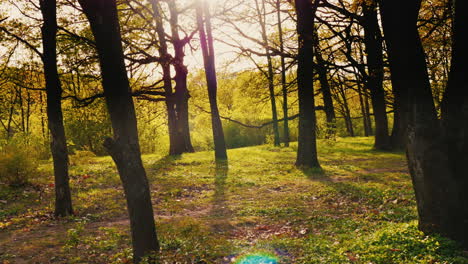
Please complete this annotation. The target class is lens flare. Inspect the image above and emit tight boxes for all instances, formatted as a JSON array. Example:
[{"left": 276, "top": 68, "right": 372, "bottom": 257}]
[{"left": 235, "top": 253, "right": 279, "bottom": 264}]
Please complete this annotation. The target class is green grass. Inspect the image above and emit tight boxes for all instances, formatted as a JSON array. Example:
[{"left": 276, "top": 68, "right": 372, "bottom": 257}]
[{"left": 0, "top": 137, "right": 466, "bottom": 263}]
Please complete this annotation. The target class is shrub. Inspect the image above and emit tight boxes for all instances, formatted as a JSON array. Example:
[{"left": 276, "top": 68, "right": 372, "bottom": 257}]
[
  {"left": 0, "top": 143, "right": 39, "bottom": 186},
  {"left": 69, "top": 149, "right": 96, "bottom": 166}
]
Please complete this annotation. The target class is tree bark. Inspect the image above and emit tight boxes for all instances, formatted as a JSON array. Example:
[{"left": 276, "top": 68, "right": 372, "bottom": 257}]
[
  {"left": 276, "top": 0, "right": 290, "bottom": 146},
  {"left": 295, "top": 0, "right": 320, "bottom": 168},
  {"left": 390, "top": 77, "right": 408, "bottom": 150},
  {"left": 362, "top": 2, "right": 390, "bottom": 150},
  {"left": 78, "top": 0, "right": 159, "bottom": 261},
  {"left": 381, "top": 0, "right": 468, "bottom": 248},
  {"left": 438, "top": 0, "right": 468, "bottom": 247},
  {"left": 39, "top": 0, "right": 73, "bottom": 217},
  {"left": 196, "top": 0, "right": 228, "bottom": 160}
]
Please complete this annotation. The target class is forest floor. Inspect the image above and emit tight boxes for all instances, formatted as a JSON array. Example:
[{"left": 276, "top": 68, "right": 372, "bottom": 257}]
[{"left": 1, "top": 137, "right": 467, "bottom": 264}]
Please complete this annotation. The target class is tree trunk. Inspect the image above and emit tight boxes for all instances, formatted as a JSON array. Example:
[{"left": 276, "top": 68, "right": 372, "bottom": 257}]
[
  {"left": 196, "top": 0, "right": 228, "bottom": 160},
  {"left": 276, "top": 0, "right": 290, "bottom": 146},
  {"left": 438, "top": 0, "right": 468, "bottom": 247},
  {"left": 150, "top": 0, "right": 181, "bottom": 156},
  {"left": 168, "top": 1, "right": 195, "bottom": 154},
  {"left": 39, "top": 0, "right": 73, "bottom": 217},
  {"left": 314, "top": 34, "right": 336, "bottom": 139},
  {"left": 364, "top": 93, "right": 373, "bottom": 135},
  {"left": 295, "top": 0, "right": 320, "bottom": 168},
  {"left": 256, "top": 0, "right": 280, "bottom": 147},
  {"left": 390, "top": 77, "right": 408, "bottom": 149},
  {"left": 362, "top": 2, "right": 390, "bottom": 150},
  {"left": 381, "top": 0, "right": 468, "bottom": 248},
  {"left": 78, "top": 0, "right": 159, "bottom": 261},
  {"left": 341, "top": 85, "right": 355, "bottom": 137},
  {"left": 39, "top": 92, "right": 46, "bottom": 141},
  {"left": 357, "top": 83, "right": 370, "bottom": 137}
]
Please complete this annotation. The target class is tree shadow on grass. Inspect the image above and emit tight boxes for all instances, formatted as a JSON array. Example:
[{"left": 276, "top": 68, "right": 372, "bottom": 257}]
[
  {"left": 300, "top": 166, "right": 329, "bottom": 181},
  {"left": 209, "top": 160, "right": 233, "bottom": 233},
  {"left": 148, "top": 155, "right": 182, "bottom": 177}
]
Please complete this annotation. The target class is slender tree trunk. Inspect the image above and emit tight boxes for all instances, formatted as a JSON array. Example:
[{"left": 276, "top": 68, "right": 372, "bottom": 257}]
[
  {"left": 341, "top": 86, "right": 355, "bottom": 137},
  {"left": 295, "top": 0, "right": 320, "bottom": 168},
  {"left": 6, "top": 92, "right": 16, "bottom": 140},
  {"left": 196, "top": 0, "right": 228, "bottom": 160},
  {"left": 364, "top": 93, "right": 373, "bottom": 135},
  {"left": 150, "top": 0, "right": 180, "bottom": 156},
  {"left": 39, "top": 0, "right": 73, "bottom": 217},
  {"left": 168, "top": 1, "right": 195, "bottom": 154},
  {"left": 314, "top": 37, "right": 336, "bottom": 138},
  {"left": 256, "top": 0, "right": 280, "bottom": 147},
  {"left": 381, "top": 0, "right": 468, "bottom": 248},
  {"left": 26, "top": 91, "right": 31, "bottom": 135},
  {"left": 276, "top": 0, "right": 289, "bottom": 146},
  {"left": 357, "top": 83, "right": 370, "bottom": 136},
  {"left": 362, "top": 2, "right": 390, "bottom": 150},
  {"left": 39, "top": 91, "right": 46, "bottom": 141},
  {"left": 78, "top": 0, "right": 159, "bottom": 261}
]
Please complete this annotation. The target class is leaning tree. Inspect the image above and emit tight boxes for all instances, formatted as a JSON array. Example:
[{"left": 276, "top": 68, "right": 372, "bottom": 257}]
[{"left": 78, "top": 0, "right": 160, "bottom": 261}]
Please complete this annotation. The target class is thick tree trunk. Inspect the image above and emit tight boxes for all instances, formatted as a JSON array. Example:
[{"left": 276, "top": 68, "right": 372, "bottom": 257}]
[
  {"left": 362, "top": 2, "right": 390, "bottom": 150},
  {"left": 78, "top": 0, "right": 159, "bottom": 261},
  {"left": 381, "top": 0, "right": 468, "bottom": 248},
  {"left": 276, "top": 0, "right": 290, "bottom": 146},
  {"left": 39, "top": 0, "right": 73, "bottom": 217},
  {"left": 439, "top": 0, "right": 468, "bottom": 247},
  {"left": 168, "top": 1, "right": 195, "bottom": 154},
  {"left": 196, "top": 0, "right": 228, "bottom": 160},
  {"left": 295, "top": 0, "right": 320, "bottom": 168},
  {"left": 390, "top": 78, "right": 408, "bottom": 150},
  {"left": 150, "top": 0, "right": 182, "bottom": 156}
]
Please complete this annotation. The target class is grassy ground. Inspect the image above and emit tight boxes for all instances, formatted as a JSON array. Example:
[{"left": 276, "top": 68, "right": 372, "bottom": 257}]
[{"left": 0, "top": 137, "right": 467, "bottom": 263}]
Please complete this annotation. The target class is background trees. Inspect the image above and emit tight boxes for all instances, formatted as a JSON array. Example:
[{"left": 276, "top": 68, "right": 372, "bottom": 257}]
[{"left": 1, "top": 0, "right": 467, "bottom": 256}]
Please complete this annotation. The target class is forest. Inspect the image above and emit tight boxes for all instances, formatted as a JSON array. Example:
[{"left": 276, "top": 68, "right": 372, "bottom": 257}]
[{"left": 0, "top": 0, "right": 467, "bottom": 263}]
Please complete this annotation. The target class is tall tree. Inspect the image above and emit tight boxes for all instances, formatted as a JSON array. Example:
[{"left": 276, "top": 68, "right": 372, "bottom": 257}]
[
  {"left": 196, "top": 0, "right": 228, "bottom": 160},
  {"left": 276, "top": 0, "right": 290, "bottom": 146},
  {"left": 77, "top": 0, "right": 160, "bottom": 261},
  {"left": 295, "top": 0, "right": 320, "bottom": 168},
  {"left": 149, "top": 0, "right": 183, "bottom": 156},
  {"left": 362, "top": 0, "right": 390, "bottom": 150},
  {"left": 167, "top": 1, "right": 195, "bottom": 154},
  {"left": 39, "top": 0, "right": 73, "bottom": 217},
  {"left": 255, "top": 0, "right": 280, "bottom": 147},
  {"left": 380, "top": 0, "right": 468, "bottom": 248}
]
